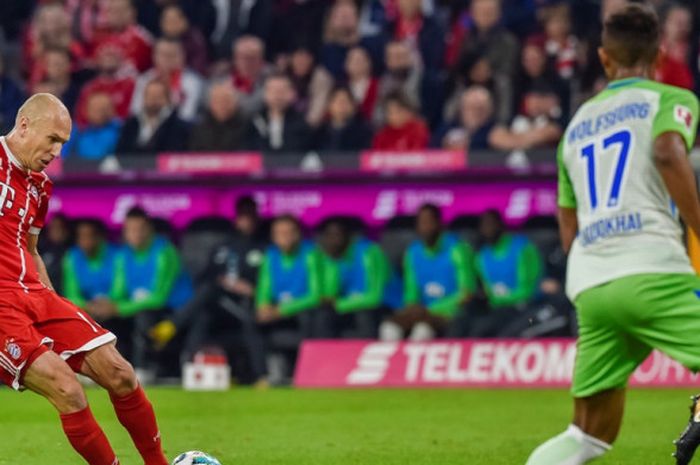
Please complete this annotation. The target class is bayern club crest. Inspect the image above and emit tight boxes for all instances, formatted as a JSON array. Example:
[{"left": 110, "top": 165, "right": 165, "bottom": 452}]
[{"left": 5, "top": 341, "right": 21, "bottom": 360}]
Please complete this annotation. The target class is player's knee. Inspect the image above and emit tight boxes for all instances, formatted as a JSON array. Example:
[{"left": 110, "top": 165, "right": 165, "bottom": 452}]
[
  {"left": 105, "top": 357, "right": 138, "bottom": 397},
  {"left": 51, "top": 372, "right": 87, "bottom": 413}
]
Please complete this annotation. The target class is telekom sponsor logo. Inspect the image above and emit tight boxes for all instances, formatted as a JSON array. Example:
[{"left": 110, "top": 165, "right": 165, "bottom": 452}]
[
  {"left": 157, "top": 152, "right": 263, "bottom": 174},
  {"left": 294, "top": 340, "right": 700, "bottom": 388},
  {"left": 360, "top": 151, "right": 466, "bottom": 172}
]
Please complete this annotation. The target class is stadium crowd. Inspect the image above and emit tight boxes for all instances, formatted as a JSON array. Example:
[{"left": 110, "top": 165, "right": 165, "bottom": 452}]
[{"left": 0, "top": 0, "right": 698, "bottom": 159}]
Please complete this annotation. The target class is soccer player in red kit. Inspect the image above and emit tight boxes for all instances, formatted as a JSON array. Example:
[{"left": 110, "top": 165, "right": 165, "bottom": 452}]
[{"left": 0, "top": 93, "right": 169, "bottom": 465}]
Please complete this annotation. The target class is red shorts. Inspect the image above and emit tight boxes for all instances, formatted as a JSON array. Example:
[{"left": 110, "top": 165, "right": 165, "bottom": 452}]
[{"left": 0, "top": 288, "right": 115, "bottom": 390}]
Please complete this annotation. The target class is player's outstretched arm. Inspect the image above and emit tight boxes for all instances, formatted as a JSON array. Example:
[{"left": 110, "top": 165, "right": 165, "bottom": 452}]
[
  {"left": 557, "top": 207, "right": 578, "bottom": 255},
  {"left": 27, "top": 233, "right": 55, "bottom": 291},
  {"left": 654, "top": 132, "right": 700, "bottom": 238}
]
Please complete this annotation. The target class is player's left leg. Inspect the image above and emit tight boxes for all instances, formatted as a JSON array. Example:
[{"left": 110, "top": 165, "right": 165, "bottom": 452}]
[{"left": 80, "top": 343, "right": 169, "bottom": 465}]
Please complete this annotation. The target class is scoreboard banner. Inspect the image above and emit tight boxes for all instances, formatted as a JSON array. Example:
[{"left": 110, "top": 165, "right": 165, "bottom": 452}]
[{"left": 294, "top": 339, "right": 700, "bottom": 388}]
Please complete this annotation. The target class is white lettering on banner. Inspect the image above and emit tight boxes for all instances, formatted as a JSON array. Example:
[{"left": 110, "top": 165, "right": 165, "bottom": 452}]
[
  {"left": 346, "top": 343, "right": 399, "bottom": 385},
  {"left": 112, "top": 194, "right": 192, "bottom": 223},
  {"left": 423, "top": 344, "right": 450, "bottom": 382},
  {"left": 468, "top": 343, "right": 493, "bottom": 383},
  {"left": 372, "top": 191, "right": 398, "bottom": 220},
  {"left": 269, "top": 191, "right": 322, "bottom": 216},
  {"left": 505, "top": 189, "right": 532, "bottom": 219},
  {"left": 404, "top": 344, "right": 427, "bottom": 382},
  {"left": 401, "top": 190, "right": 455, "bottom": 213}
]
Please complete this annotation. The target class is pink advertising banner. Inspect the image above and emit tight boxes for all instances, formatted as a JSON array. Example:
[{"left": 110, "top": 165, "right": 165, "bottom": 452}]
[
  {"left": 157, "top": 152, "right": 264, "bottom": 174},
  {"left": 294, "top": 340, "right": 700, "bottom": 388},
  {"left": 360, "top": 150, "right": 467, "bottom": 172},
  {"left": 50, "top": 180, "right": 557, "bottom": 228}
]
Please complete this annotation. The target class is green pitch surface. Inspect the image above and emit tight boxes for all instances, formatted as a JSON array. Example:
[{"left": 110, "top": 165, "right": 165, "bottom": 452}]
[{"left": 0, "top": 387, "right": 693, "bottom": 464}]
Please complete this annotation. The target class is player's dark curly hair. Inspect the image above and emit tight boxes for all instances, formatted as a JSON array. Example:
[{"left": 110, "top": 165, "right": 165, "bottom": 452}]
[{"left": 603, "top": 4, "right": 660, "bottom": 68}]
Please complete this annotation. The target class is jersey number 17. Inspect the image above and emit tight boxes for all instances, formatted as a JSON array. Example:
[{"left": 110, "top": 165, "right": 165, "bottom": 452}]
[{"left": 579, "top": 129, "right": 632, "bottom": 211}]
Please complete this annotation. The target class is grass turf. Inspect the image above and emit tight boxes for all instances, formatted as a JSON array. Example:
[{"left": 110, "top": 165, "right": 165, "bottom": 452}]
[{"left": 0, "top": 387, "right": 694, "bottom": 465}]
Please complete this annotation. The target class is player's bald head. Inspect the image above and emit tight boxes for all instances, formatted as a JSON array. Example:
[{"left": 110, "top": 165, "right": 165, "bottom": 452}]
[
  {"left": 16, "top": 93, "right": 71, "bottom": 126},
  {"left": 602, "top": 4, "right": 660, "bottom": 69}
]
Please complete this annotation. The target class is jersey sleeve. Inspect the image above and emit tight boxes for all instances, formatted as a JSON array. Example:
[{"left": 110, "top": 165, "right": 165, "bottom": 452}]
[
  {"left": 31, "top": 176, "right": 53, "bottom": 235},
  {"left": 557, "top": 139, "right": 577, "bottom": 208},
  {"left": 653, "top": 87, "right": 700, "bottom": 152}
]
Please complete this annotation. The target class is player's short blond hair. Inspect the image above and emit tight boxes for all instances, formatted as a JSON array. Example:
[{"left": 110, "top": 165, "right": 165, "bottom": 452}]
[{"left": 16, "top": 93, "right": 69, "bottom": 124}]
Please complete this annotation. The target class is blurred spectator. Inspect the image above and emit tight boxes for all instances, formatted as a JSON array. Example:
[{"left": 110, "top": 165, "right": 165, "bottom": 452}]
[
  {"left": 314, "top": 86, "right": 373, "bottom": 151},
  {"left": 380, "top": 204, "right": 476, "bottom": 341},
  {"left": 64, "top": 92, "right": 122, "bottom": 160},
  {"left": 227, "top": 35, "right": 270, "bottom": 115},
  {"left": 507, "top": 84, "right": 563, "bottom": 149},
  {"left": 130, "top": 38, "right": 204, "bottom": 122},
  {"left": 75, "top": 41, "right": 136, "bottom": 125},
  {"left": 434, "top": 85, "right": 498, "bottom": 151},
  {"left": 116, "top": 78, "right": 190, "bottom": 153},
  {"left": 160, "top": 4, "right": 209, "bottom": 76},
  {"left": 245, "top": 73, "right": 310, "bottom": 152},
  {"left": 35, "top": 48, "right": 82, "bottom": 114},
  {"left": 345, "top": 46, "right": 379, "bottom": 122},
  {"left": 321, "top": 0, "right": 377, "bottom": 80},
  {"left": 209, "top": 0, "right": 272, "bottom": 61},
  {"left": 135, "top": 0, "right": 216, "bottom": 40},
  {"left": 64, "top": 0, "right": 102, "bottom": 46},
  {"left": 87, "top": 207, "right": 193, "bottom": 373},
  {"left": 655, "top": 3, "right": 695, "bottom": 89},
  {"left": 189, "top": 81, "right": 248, "bottom": 151},
  {"left": 385, "top": 0, "right": 445, "bottom": 72},
  {"left": 39, "top": 214, "right": 74, "bottom": 296},
  {"left": 0, "top": 55, "right": 25, "bottom": 133},
  {"left": 285, "top": 47, "right": 335, "bottom": 128},
  {"left": 541, "top": 3, "right": 578, "bottom": 80},
  {"left": 372, "top": 91, "right": 429, "bottom": 150},
  {"left": 462, "top": 210, "right": 543, "bottom": 337},
  {"left": 151, "top": 196, "right": 269, "bottom": 384},
  {"left": 91, "top": 0, "right": 154, "bottom": 73},
  {"left": 256, "top": 215, "right": 323, "bottom": 338},
  {"left": 24, "top": 3, "right": 87, "bottom": 88},
  {"left": 319, "top": 220, "right": 398, "bottom": 338},
  {"left": 444, "top": 48, "right": 512, "bottom": 125},
  {"left": 516, "top": 38, "right": 570, "bottom": 124},
  {"left": 375, "top": 40, "right": 422, "bottom": 125},
  {"left": 453, "top": 0, "right": 519, "bottom": 81},
  {"left": 62, "top": 219, "right": 120, "bottom": 309}
]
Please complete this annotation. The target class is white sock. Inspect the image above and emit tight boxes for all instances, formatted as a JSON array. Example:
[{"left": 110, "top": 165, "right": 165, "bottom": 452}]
[
  {"left": 379, "top": 321, "right": 403, "bottom": 341},
  {"left": 525, "top": 424, "right": 611, "bottom": 465},
  {"left": 408, "top": 322, "right": 436, "bottom": 341}
]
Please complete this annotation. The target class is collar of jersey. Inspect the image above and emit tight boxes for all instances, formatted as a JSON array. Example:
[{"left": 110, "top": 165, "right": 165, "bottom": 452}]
[
  {"left": 0, "top": 137, "right": 25, "bottom": 170},
  {"left": 607, "top": 77, "right": 645, "bottom": 89}
]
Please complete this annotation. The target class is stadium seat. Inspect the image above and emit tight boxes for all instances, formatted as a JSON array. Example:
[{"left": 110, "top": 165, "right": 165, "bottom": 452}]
[
  {"left": 380, "top": 215, "right": 417, "bottom": 271},
  {"left": 448, "top": 214, "right": 481, "bottom": 247},
  {"left": 521, "top": 215, "right": 566, "bottom": 281},
  {"left": 179, "top": 216, "right": 235, "bottom": 280}
]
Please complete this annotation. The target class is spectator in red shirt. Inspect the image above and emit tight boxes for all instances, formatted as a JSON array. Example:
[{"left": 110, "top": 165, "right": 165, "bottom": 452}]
[
  {"left": 345, "top": 46, "right": 379, "bottom": 122},
  {"left": 75, "top": 41, "right": 136, "bottom": 124},
  {"left": 387, "top": 0, "right": 445, "bottom": 73},
  {"left": 91, "top": 0, "right": 153, "bottom": 73},
  {"left": 227, "top": 35, "right": 271, "bottom": 116},
  {"left": 541, "top": 4, "right": 578, "bottom": 81},
  {"left": 655, "top": 3, "right": 694, "bottom": 90},
  {"left": 130, "top": 38, "right": 205, "bottom": 123},
  {"left": 159, "top": 4, "right": 209, "bottom": 76},
  {"left": 372, "top": 91, "right": 429, "bottom": 150},
  {"left": 23, "top": 3, "right": 87, "bottom": 87}
]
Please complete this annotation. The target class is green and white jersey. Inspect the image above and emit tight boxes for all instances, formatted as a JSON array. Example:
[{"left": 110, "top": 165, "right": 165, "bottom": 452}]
[{"left": 558, "top": 78, "right": 700, "bottom": 300}]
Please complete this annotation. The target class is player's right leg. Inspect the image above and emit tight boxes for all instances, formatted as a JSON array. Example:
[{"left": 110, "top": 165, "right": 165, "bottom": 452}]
[
  {"left": 525, "top": 278, "right": 650, "bottom": 464},
  {"left": 23, "top": 351, "right": 119, "bottom": 465}
]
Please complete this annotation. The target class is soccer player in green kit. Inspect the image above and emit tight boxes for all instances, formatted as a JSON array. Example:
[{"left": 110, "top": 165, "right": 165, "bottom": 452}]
[{"left": 525, "top": 5, "right": 700, "bottom": 465}]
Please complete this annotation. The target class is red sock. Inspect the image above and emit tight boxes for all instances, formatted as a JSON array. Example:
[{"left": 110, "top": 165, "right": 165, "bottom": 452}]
[
  {"left": 110, "top": 386, "right": 168, "bottom": 465},
  {"left": 60, "top": 407, "right": 119, "bottom": 465}
]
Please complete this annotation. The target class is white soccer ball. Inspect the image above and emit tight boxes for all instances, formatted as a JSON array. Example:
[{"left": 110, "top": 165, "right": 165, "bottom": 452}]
[{"left": 171, "top": 451, "right": 222, "bottom": 465}]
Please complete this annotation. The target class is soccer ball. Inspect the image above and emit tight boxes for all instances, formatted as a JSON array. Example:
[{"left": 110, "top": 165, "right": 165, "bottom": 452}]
[{"left": 171, "top": 451, "right": 222, "bottom": 465}]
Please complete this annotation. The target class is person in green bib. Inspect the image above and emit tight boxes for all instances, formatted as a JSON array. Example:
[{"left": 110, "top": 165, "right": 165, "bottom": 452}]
[
  {"left": 462, "top": 209, "right": 543, "bottom": 337},
  {"left": 256, "top": 214, "right": 323, "bottom": 339},
  {"left": 62, "top": 219, "right": 119, "bottom": 309},
  {"left": 379, "top": 204, "right": 476, "bottom": 341},
  {"left": 318, "top": 219, "right": 400, "bottom": 338},
  {"left": 86, "top": 207, "right": 193, "bottom": 375}
]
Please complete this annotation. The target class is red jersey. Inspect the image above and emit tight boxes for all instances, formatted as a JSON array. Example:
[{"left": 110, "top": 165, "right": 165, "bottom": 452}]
[
  {"left": 0, "top": 138, "right": 52, "bottom": 292},
  {"left": 75, "top": 75, "right": 135, "bottom": 125}
]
